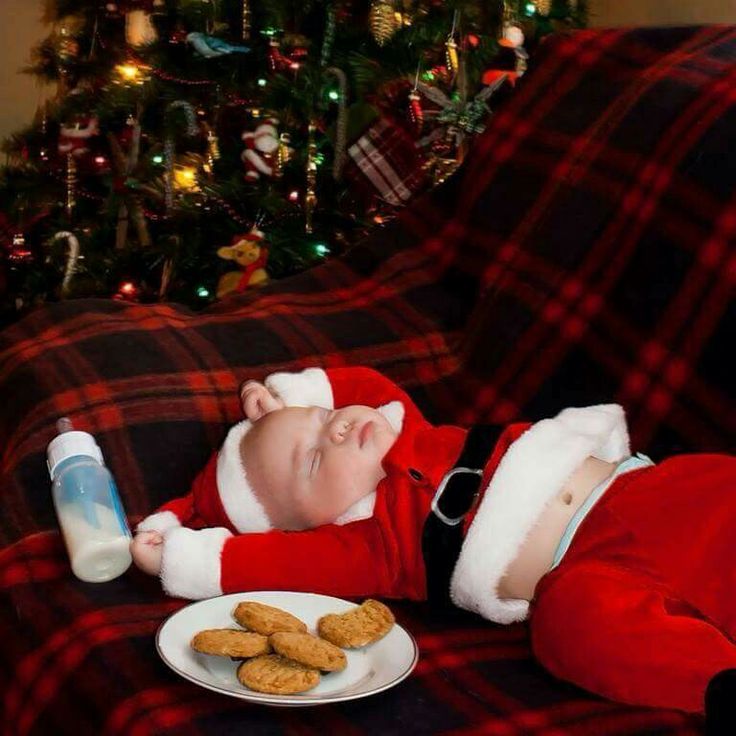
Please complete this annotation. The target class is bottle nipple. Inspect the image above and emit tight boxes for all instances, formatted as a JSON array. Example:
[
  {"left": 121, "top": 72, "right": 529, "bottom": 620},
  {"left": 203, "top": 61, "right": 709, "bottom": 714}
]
[{"left": 56, "top": 417, "right": 74, "bottom": 434}]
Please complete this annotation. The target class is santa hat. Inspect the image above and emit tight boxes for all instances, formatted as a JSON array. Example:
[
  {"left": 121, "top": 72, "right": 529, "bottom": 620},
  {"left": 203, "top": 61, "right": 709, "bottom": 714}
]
[
  {"left": 137, "top": 417, "right": 379, "bottom": 537},
  {"left": 137, "top": 368, "right": 402, "bottom": 537}
]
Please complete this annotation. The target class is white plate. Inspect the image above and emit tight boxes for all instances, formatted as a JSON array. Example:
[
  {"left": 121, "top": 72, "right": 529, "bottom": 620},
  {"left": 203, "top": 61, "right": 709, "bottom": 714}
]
[{"left": 156, "top": 591, "right": 419, "bottom": 706}]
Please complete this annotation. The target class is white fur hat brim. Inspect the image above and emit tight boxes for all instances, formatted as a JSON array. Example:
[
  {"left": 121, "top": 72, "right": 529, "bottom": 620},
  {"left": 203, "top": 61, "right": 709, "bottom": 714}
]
[{"left": 217, "top": 419, "right": 273, "bottom": 533}]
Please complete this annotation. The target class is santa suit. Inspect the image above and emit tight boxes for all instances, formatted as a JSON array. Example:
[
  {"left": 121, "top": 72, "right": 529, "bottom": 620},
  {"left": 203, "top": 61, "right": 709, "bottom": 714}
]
[{"left": 137, "top": 366, "right": 736, "bottom": 715}]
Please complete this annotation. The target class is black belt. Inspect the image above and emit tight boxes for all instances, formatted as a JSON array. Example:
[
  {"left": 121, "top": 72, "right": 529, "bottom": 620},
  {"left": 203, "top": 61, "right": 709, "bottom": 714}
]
[{"left": 421, "top": 424, "right": 503, "bottom": 608}]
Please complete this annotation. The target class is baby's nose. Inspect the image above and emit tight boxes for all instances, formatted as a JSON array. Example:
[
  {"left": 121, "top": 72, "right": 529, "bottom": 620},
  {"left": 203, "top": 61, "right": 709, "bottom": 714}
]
[{"left": 328, "top": 418, "right": 353, "bottom": 444}]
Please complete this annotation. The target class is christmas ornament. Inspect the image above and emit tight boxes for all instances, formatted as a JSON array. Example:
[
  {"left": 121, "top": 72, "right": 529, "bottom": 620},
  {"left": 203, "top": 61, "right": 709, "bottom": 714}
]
[
  {"left": 56, "top": 28, "right": 80, "bottom": 64},
  {"left": 275, "top": 132, "right": 293, "bottom": 177},
  {"left": 267, "top": 39, "right": 289, "bottom": 72},
  {"left": 8, "top": 234, "right": 33, "bottom": 263},
  {"left": 186, "top": 32, "right": 250, "bottom": 58},
  {"left": 204, "top": 124, "right": 221, "bottom": 172},
  {"left": 369, "top": 0, "right": 399, "bottom": 47},
  {"left": 445, "top": 37, "right": 459, "bottom": 75},
  {"left": 345, "top": 116, "right": 427, "bottom": 207},
  {"left": 535, "top": 0, "right": 552, "bottom": 16},
  {"left": 53, "top": 17, "right": 84, "bottom": 91},
  {"left": 108, "top": 123, "right": 152, "bottom": 248},
  {"left": 267, "top": 39, "right": 305, "bottom": 73},
  {"left": 408, "top": 90, "right": 423, "bottom": 135},
  {"left": 216, "top": 229, "right": 269, "bottom": 298},
  {"left": 64, "top": 154, "right": 77, "bottom": 219},
  {"left": 499, "top": 23, "right": 529, "bottom": 76},
  {"left": 241, "top": 118, "right": 280, "bottom": 181},
  {"left": 164, "top": 101, "right": 200, "bottom": 210},
  {"left": 49, "top": 231, "right": 80, "bottom": 296},
  {"left": 500, "top": 24, "right": 525, "bottom": 48},
  {"left": 324, "top": 67, "right": 348, "bottom": 179},
  {"left": 305, "top": 123, "right": 318, "bottom": 233},
  {"left": 445, "top": 10, "right": 460, "bottom": 75},
  {"left": 416, "top": 73, "right": 507, "bottom": 150},
  {"left": 242, "top": 0, "right": 251, "bottom": 41},
  {"left": 58, "top": 117, "right": 100, "bottom": 159}
]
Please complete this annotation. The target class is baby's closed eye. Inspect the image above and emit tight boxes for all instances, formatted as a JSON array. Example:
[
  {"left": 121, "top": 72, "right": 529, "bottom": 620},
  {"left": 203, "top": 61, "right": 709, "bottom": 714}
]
[{"left": 308, "top": 450, "right": 321, "bottom": 477}]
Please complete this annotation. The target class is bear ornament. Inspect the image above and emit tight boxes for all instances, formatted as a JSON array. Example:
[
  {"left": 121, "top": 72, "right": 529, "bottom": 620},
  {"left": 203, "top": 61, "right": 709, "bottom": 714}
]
[{"left": 216, "top": 229, "right": 269, "bottom": 298}]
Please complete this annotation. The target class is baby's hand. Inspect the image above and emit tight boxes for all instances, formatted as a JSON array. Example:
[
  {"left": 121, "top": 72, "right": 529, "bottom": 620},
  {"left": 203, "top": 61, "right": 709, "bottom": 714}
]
[
  {"left": 240, "top": 380, "right": 285, "bottom": 421},
  {"left": 130, "top": 530, "right": 164, "bottom": 576}
]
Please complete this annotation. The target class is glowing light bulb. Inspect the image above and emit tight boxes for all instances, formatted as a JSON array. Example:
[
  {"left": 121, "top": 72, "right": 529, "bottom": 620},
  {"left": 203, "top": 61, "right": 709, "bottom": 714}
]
[
  {"left": 117, "top": 64, "right": 140, "bottom": 81},
  {"left": 173, "top": 166, "right": 199, "bottom": 190}
]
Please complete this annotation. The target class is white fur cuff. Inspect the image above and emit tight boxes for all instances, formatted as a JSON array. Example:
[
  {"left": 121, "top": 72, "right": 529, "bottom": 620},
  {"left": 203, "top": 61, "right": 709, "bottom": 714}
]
[
  {"left": 265, "top": 367, "right": 333, "bottom": 408},
  {"left": 160, "top": 526, "right": 232, "bottom": 599},
  {"left": 136, "top": 510, "right": 181, "bottom": 535}
]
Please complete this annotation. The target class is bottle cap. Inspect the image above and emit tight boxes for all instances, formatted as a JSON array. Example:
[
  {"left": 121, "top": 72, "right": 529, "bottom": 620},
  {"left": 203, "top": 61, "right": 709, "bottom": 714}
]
[{"left": 47, "top": 430, "right": 105, "bottom": 479}]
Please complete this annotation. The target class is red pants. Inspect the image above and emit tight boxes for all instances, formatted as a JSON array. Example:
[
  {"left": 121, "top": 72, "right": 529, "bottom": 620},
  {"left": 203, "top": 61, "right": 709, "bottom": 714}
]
[{"left": 530, "top": 454, "right": 736, "bottom": 713}]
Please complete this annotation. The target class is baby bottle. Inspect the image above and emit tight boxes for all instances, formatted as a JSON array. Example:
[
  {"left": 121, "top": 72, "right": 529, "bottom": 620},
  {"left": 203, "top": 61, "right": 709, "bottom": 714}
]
[{"left": 47, "top": 418, "right": 132, "bottom": 583}]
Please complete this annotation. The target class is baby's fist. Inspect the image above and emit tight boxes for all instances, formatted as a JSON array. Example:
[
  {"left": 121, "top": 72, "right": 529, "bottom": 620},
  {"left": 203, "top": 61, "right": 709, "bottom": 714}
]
[
  {"left": 130, "top": 530, "right": 164, "bottom": 576},
  {"left": 240, "top": 380, "right": 284, "bottom": 421}
]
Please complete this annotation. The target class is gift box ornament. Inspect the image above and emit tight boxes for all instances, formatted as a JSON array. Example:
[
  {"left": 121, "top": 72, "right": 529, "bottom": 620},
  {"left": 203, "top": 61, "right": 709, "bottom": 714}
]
[{"left": 345, "top": 117, "right": 427, "bottom": 207}]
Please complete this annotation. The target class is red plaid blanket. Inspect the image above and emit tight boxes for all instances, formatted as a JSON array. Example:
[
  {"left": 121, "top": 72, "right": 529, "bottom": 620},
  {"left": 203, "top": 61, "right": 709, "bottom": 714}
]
[{"left": 2, "top": 25, "right": 734, "bottom": 735}]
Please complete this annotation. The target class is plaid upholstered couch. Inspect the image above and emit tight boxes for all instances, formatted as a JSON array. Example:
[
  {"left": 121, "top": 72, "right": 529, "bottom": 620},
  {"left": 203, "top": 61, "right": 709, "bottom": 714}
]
[{"left": 1, "top": 26, "right": 734, "bottom": 736}]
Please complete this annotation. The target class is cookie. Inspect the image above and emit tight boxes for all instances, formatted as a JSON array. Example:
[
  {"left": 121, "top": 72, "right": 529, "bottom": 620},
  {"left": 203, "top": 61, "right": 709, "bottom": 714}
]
[
  {"left": 317, "top": 599, "right": 395, "bottom": 648},
  {"left": 233, "top": 601, "right": 308, "bottom": 635},
  {"left": 190, "top": 629, "right": 271, "bottom": 658},
  {"left": 237, "top": 654, "right": 320, "bottom": 694},
  {"left": 270, "top": 631, "right": 347, "bottom": 672}
]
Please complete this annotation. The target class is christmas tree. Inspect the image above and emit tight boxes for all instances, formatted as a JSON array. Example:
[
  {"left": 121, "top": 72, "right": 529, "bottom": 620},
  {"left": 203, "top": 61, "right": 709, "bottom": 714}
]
[{"left": 0, "top": 0, "right": 586, "bottom": 325}]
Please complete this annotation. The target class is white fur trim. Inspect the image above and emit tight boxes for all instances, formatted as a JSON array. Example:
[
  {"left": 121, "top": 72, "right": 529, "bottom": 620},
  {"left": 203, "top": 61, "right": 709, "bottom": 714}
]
[
  {"left": 265, "top": 368, "right": 334, "bottom": 409},
  {"left": 160, "top": 526, "right": 232, "bottom": 599},
  {"left": 377, "top": 400, "right": 405, "bottom": 434},
  {"left": 334, "top": 491, "right": 376, "bottom": 525},
  {"left": 450, "top": 404, "right": 629, "bottom": 624},
  {"left": 217, "top": 419, "right": 273, "bottom": 533},
  {"left": 136, "top": 510, "right": 181, "bottom": 534}
]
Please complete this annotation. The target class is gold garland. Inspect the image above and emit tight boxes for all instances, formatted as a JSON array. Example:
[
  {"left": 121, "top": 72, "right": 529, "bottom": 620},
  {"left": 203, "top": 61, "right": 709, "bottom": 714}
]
[
  {"left": 242, "top": 0, "right": 251, "bottom": 41},
  {"left": 305, "top": 123, "right": 318, "bottom": 234}
]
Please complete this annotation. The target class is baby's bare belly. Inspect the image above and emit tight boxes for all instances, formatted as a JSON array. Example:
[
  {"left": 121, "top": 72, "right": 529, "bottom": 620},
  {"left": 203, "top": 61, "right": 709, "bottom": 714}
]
[{"left": 497, "top": 456, "right": 617, "bottom": 602}]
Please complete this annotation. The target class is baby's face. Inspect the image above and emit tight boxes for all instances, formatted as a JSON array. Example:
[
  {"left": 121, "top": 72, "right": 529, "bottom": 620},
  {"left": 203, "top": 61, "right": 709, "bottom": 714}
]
[{"left": 241, "top": 405, "right": 398, "bottom": 530}]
